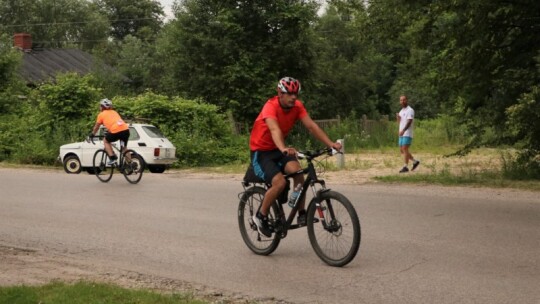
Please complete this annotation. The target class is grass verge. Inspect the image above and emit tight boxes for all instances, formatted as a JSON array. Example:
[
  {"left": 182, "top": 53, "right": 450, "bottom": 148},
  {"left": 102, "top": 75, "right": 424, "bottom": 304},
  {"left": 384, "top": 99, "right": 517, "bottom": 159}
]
[
  {"left": 0, "top": 281, "right": 207, "bottom": 304},
  {"left": 374, "top": 170, "right": 540, "bottom": 191}
]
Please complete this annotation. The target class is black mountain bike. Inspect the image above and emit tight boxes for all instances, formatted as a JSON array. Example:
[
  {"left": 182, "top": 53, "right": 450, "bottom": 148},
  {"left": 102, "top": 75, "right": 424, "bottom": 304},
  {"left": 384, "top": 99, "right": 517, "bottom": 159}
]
[
  {"left": 238, "top": 148, "right": 361, "bottom": 267},
  {"left": 89, "top": 135, "right": 145, "bottom": 184}
]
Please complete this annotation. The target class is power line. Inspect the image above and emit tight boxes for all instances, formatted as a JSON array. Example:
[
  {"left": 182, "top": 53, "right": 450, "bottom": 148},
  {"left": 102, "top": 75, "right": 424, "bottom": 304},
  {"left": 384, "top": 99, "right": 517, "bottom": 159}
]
[{"left": 2, "top": 17, "right": 159, "bottom": 28}]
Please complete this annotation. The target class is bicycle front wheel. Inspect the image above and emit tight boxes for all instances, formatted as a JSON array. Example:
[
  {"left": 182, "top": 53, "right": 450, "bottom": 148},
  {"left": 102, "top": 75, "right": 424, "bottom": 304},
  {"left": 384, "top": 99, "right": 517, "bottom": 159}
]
[
  {"left": 307, "top": 191, "right": 361, "bottom": 267},
  {"left": 93, "top": 149, "right": 114, "bottom": 183},
  {"left": 238, "top": 186, "right": 281, "bottom": 255},
  {"left": 121, "top": 150, "right": 145, "bottom": 184}
]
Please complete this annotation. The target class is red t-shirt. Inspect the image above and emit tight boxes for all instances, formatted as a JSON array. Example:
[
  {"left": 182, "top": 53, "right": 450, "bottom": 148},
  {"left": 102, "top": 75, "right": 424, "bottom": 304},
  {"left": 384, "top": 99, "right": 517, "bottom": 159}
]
[{"left": 249, "top": 96, "right": 308, "bottom": 151}]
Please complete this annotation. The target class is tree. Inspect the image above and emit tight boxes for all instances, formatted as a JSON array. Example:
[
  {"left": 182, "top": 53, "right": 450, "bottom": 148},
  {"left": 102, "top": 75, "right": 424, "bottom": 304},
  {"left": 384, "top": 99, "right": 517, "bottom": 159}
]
[
  {"left": 0, "top": 33, "right": 25, "bottom": 114},
  {"left": 115, "top": 35, "right": 155, "bottom": 93},
  {"left": 96, "top": 0, "right": 164, "bottom": 41},
  {"left": 309, "top": 1, "right": 394, "bottom": 118},
  {"left": 31, "top": 73, "right": 101, "bottom": 125},
  {"left": 0, "top": 0, "right": 110, "bottom": 50},
  {"left": 156, "top": 0, "right": 319, "bottom": 121},
  {"left": 423, "top": 0, "right": 540, "bottom": 151}
]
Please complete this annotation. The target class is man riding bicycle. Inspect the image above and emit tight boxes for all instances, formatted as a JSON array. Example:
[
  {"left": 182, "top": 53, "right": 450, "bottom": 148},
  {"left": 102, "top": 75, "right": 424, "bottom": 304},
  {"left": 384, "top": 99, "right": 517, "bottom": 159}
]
[
  {"left": 250, "top": 77, "right": 342, "bottom": 237},
  {"left": 88, "top": 98, "right": 130, "bottom": 165}
]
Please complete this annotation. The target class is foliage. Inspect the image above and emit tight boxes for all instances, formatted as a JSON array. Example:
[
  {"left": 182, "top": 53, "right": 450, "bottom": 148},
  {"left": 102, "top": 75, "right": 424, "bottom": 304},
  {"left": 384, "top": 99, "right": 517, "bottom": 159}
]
[
  {"left": 95, "top": 0, "right": 164, "bottom": 41},
  {"left": 0, "top": 33, "right": 26, "bottom": 114},
  {"left": 414, "top": 0, "right": 539, "bottom": 149},
  {"left": 0, "top": 0, "right": 110, "bottom": 50},
  {"left": 113, "top": 92, "right": 246, "bottom": 165},
  {"left": 115, "top": 35, "right": 155, "bottom": 93},
  {"left": 0, "top": 73, "right": 100, "bottom": 165},
  {"left": 285, "top": 113, "right": 467, "bottom": 153},
  {"left": 0, "top": 0, "right": 539, "bottom": 180},
  {"left": 156, "top": 0, "right": 319, "bottom": 121},
  {"left": 30, "top": 73, "right": 101, "bottom": 125},
  {"left": 308, "top": 1, "right": 393, "bottom": 119},
  {"left": 506, "top": 86, "right": 540, "bottom": 151},
  {"left": 503, "top": 86, "right": 540, "bottom": 179}
]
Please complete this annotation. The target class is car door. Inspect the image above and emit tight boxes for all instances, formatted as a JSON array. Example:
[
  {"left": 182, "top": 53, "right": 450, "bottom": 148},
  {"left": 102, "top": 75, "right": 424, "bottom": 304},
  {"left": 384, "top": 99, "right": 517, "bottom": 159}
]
[{"left": 80, "top": 134, "right": 103, "bottom": 167}]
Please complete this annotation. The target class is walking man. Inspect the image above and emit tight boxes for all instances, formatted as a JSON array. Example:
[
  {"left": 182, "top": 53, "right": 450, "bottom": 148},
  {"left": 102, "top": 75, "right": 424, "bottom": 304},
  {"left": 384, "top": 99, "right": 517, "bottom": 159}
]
[{"left": 396, "top": 95, "right": 420, "bottom": 173}]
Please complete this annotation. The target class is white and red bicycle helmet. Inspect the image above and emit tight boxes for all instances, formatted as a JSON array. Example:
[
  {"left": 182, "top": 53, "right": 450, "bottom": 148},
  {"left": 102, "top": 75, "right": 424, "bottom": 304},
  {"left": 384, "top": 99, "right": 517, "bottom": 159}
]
[{"left": 277, "top": 77, "right": 301, "bottom": 95}]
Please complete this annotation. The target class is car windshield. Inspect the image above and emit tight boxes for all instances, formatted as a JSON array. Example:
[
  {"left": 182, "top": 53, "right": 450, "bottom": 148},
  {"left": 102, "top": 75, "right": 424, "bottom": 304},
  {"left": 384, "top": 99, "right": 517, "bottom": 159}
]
[{"left": 142, "top": 126, "right": 165, "bottom": 138}]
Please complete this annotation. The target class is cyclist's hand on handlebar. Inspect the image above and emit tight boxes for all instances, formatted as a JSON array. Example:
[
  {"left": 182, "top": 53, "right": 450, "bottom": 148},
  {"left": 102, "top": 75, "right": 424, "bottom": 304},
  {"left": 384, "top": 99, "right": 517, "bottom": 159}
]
[
  {"left": 282, "top": 147, "right": 297, "bottom": 157},
  {"left": 331, "top": 141, "right": 342, "bottom": 152},
  {"left": 86, "top": 132, "right": 94, "bottom": 144}
]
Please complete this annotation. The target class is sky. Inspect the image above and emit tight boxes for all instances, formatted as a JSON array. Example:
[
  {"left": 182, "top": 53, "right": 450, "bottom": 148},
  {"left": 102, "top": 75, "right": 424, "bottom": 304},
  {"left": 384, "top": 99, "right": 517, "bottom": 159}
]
[
  {"left": 157, "top": 0, "right": 328, "bottom": 21},
  {"left": 158, "top": 0, "right": 174, "bottom": 20}
]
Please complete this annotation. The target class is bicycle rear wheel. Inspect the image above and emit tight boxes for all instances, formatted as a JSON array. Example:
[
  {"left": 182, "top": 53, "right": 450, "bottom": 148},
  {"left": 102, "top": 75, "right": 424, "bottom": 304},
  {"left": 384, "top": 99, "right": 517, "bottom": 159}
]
[
  {"left": 307, "top": 190, "right": 361, "bottom": 267},
  {"left": 121, "top": 149, "right": 145, "bottom": 184},
  {"left": 93, "top": 149, "right": 114, "bottom": 183},
  {"left": 238, "top": 186, "right": 281, "bottom": 255}
]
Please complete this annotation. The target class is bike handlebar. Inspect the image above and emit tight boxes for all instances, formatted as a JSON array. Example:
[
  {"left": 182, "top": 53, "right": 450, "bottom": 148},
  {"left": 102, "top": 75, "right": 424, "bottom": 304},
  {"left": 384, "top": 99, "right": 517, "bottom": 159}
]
[
  {"left": 296, "top": 148, "right": 341, "bottom": 160},
  {"left": 86, "top": 134, "right": 105, "bottom": 145}
]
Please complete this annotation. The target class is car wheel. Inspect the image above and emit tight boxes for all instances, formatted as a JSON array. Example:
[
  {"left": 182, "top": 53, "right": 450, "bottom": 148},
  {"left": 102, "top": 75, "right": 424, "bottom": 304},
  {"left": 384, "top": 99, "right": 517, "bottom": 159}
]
[
  {"left": 148, "top": 165, "right": 166, "bottom": 173},
  {"left": 63, "top": 155, "right": 82, "bottom": 174}
]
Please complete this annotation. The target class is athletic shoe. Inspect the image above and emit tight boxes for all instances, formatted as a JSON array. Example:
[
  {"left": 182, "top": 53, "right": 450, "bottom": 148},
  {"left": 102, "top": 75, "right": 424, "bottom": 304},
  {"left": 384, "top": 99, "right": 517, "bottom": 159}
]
[
  {"left": 252, "top": 212, "right": 272, "bottom": 237},
  {"left": 399, "top": 166, "right": 409, "bottom": 173},
  {"left": 107, "top": 159, "right": 116, "bottom": 166},
  {"left": 412, "top": 160, "right": 420, "bottom": 171},
  {"left": 297, "top": 212, "right": 307, "bottom": 227}
]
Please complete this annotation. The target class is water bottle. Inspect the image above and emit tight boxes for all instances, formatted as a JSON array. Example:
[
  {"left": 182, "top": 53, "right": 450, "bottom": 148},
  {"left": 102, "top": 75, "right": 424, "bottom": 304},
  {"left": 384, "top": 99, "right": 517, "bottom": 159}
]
[{"left": 288, "top": 184, "right": 303, "bottom": 208}]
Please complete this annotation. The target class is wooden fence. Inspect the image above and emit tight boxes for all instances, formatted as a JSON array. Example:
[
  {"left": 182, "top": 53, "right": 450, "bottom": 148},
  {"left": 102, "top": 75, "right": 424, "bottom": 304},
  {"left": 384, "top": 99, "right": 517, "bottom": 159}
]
[{"left": 232, "top": 114, "right": 390, "bottom": 135}]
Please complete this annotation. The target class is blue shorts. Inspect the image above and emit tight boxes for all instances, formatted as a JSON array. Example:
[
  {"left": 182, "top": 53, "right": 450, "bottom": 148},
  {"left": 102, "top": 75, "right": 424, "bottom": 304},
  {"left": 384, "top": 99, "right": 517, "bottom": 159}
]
[
  {"left": 398, "top": 136, "right": 412, "bottom": 146},
  {"left": 250, "top": 150, "right": 297, "bottom": 184}
]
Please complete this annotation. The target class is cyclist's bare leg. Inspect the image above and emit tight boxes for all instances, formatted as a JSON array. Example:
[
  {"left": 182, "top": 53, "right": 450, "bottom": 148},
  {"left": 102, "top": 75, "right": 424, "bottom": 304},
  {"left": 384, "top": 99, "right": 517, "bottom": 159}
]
[
  {"left": 121, "top": 146, "right": 132, "bottom": 162},
  {"left": 260, "top": 173, "right": 286, "bottom": 216},
  {"left": 103, "top": 138, "right": 115, "bottom": 158},
  {"left": 284, "top": 160, "right": 305, "bottom": 210}
]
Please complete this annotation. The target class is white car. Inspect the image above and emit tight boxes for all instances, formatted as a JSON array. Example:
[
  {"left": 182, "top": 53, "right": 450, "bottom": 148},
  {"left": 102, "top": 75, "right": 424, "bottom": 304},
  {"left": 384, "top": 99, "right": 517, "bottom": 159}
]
[{"left": 59, "top": 123, "right": 177, "bottom": 174}]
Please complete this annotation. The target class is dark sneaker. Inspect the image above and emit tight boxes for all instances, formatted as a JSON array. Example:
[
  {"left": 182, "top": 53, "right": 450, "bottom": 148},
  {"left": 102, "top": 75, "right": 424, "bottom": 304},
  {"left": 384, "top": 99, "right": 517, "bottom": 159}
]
[
  {"left": 412, "top": 160, "right": 420, "bottom": 171},
  {"left": 297, "top": 212, "right": 307, "bottom": 227},
  {"left": 399, "top": 166, "right": 409, "bottom": 173},
  {"left": 252, "top": 212, "right": 272, "bottom": 237}
]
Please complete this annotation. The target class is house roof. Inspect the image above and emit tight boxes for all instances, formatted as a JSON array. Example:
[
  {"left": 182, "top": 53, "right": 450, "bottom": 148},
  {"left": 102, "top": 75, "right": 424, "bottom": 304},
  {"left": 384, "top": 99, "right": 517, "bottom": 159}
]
[
  {"left": 19, "top": 48, "right": 128, "bottom": 84},
  {"left": 20, "top": 49, "right": 94, "bottom": 83}
]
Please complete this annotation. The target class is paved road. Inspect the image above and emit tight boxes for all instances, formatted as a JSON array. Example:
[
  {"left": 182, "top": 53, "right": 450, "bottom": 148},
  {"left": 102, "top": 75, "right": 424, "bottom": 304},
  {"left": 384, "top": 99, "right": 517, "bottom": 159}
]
[{"left": 0, "top": 168, "right": 539, "bottom": 303}]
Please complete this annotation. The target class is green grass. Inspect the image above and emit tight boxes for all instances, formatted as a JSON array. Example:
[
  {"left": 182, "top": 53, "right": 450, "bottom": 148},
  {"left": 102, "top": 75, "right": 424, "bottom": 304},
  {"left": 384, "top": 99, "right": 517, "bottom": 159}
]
[
  {"left": 168, "top": 147, "right": 540, "bottom": 191},
  {"left": 374, "top": 168, "right": 540, "bottom": 191},
  {"left": 0, "top": 281, "right": 207, "bottom": 304}
]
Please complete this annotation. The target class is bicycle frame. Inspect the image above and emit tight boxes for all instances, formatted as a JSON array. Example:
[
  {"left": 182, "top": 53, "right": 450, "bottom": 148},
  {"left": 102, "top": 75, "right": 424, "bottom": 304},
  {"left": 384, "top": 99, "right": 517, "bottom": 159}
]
[
  {"left": 90, "top": 134, "right": 144, "bottom": 184},
  {"left": 239, "top": 148, "right": 360, "bottom": 266},
  {"left": 244, "top": 149, "right": 337, "bottom": 238},
  {"left": 90, "top": 135, "right": 125, "bottom": 157}
]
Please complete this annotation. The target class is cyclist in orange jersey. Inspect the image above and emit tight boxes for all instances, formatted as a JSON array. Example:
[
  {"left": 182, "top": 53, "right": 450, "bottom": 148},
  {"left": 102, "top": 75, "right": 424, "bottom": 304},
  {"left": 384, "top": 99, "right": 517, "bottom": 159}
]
[{"left": 88, "top": 98, "right": 130, "bottom": 165}]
